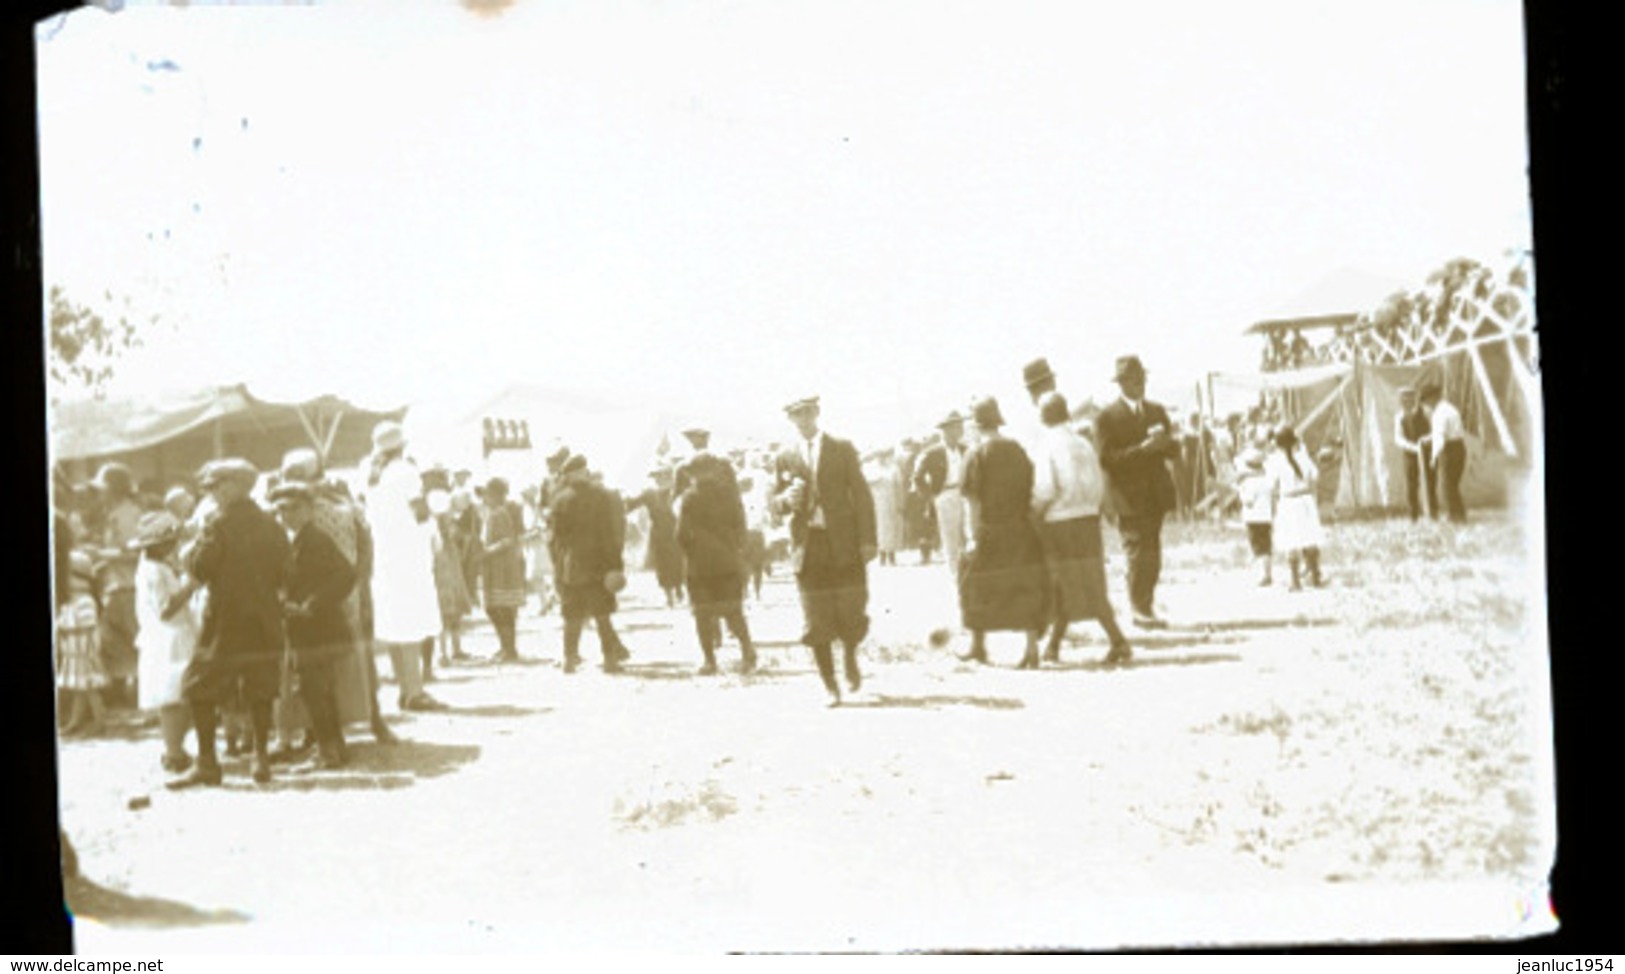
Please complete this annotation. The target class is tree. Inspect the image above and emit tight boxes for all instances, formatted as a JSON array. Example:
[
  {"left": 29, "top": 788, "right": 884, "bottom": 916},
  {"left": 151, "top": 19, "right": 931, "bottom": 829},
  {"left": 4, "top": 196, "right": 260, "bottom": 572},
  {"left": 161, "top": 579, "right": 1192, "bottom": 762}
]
[{"left": 47, "top": 286, "right": 153, "bottom": 398}]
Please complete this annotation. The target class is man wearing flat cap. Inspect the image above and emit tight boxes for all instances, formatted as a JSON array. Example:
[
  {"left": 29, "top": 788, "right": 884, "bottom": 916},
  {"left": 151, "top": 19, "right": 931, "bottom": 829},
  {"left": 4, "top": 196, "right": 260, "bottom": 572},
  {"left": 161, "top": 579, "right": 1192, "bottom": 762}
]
[
  {"left": 771, "top": 395, "right": 877, "bottom": 706},
  {"left": 175, "top": 458, "right": 289, "bottom": 786},
  {"left": 548, "top": 454, "right": 633, "bottom": 673},
  {"left": 270, "top": 481, "right": 356, "bottom": 770},
  {"left": 1093, "top": 355, "right": 1179, "bottom": 628}
]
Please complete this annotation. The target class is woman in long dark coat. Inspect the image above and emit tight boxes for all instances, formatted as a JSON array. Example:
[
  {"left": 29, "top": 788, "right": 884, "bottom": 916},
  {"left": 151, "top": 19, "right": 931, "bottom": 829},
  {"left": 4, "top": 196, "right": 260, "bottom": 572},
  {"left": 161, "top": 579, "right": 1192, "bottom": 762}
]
[
  {"left": 627, "top": 468, "right": 685, "bottom": 607},
  {"left": 957, "top": 397, "right": 1050, "bottom": 669}
]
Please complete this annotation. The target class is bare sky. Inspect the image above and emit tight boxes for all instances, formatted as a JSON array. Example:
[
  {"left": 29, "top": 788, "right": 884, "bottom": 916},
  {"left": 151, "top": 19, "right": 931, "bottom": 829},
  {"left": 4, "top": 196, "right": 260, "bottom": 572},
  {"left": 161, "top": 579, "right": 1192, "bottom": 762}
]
[{"left": 37, "top": 0, "right": 1533, "bottom": 447}]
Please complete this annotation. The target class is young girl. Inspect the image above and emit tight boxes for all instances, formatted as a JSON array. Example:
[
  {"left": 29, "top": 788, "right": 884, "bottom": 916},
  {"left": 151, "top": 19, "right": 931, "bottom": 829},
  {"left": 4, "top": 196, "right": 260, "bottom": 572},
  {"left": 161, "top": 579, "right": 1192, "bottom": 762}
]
[
  {"left": 1266, "top": 426, "right": 1327, "bottom": 590},
  {"left": 1234, "top": 447, "right": 1275, "bottom": 586},
  {"left": 131, "top": 511, "right": 201, "bottom": 774},
  {"left": 56, "top": 551, "right": 108, "bottom": 737}
]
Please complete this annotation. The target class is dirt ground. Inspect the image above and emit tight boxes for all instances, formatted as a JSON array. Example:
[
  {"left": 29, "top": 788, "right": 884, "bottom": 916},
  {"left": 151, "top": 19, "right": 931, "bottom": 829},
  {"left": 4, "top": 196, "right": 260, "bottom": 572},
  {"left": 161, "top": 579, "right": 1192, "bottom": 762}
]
[{"left": 56, "top": 510, "right": 1557, "bottom": 952}]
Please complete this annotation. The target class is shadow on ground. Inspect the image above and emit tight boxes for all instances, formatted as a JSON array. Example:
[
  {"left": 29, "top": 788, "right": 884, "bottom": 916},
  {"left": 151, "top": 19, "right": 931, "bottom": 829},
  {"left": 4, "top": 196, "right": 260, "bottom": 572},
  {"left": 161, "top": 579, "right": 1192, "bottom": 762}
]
[
  {"left": 840, "top": 693, "right": 1025, "bottom": 711},
  {"left": 1044, "top": 651, "right": 1243, "bottom": 672},
  {"left": 67, "top": 875, "right": 251, "bottom": 929},
  {"left": 441, "top": 703, "right": 551, "bottom": 719}
]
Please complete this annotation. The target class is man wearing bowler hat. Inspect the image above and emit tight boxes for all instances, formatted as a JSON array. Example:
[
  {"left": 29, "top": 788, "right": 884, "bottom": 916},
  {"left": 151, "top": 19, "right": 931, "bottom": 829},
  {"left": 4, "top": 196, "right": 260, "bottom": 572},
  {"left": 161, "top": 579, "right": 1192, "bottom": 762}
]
[
  {"left": 1094, "top": 355, "right": 1179, "bottom": 628},
  {"left": 1023, "top": 356, "right": 1060, "bottom": 405},
  {"left": 172, "top": 458, "right": 289, "bottom": 787},
  {"left": 772, "top": 395, "right": 877, "bottom": 706}
]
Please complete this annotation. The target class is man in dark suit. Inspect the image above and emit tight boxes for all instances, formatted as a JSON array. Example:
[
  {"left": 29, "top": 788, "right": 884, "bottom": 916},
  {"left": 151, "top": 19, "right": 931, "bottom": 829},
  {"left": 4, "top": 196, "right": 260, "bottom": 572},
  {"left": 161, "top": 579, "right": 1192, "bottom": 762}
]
[
  {"left": 771, "top": 396, "right": 877, "bottom": 706},
  {"left": 270, "top": 482, "right": 358, "bottom": 771},
  {"left": 1093, "top": 355, "right": 1179, "bottom": 628},
  {"left": 173, "top": 459, "right": 290, "bottom": 788}
]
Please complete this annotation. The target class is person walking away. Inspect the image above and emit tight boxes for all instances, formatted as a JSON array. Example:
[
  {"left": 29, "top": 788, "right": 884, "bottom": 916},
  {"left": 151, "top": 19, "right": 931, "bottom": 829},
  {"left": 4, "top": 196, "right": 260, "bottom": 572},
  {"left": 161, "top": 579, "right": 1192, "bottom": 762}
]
[
  {"left": 269, "top": 482, "right": 357, "bottom": 770},
  {"left": 171, "top": 459, "right": 288, "bottom": 787},
  {"left": 676, "top": 459, "right": 759, "bottom": 675},
  {"left": 1394, "top": 387, "right": 1436, "bottom": 521},
  {"left": 130, "top": 512, "right": 202, "bottom": 772},
  {"left": 1029, "top": 392, "right": 1131, "bottom": 666},
  {"left": 1419, "top": 382, "right": 1467, "bottom": 524},
  {"left": 548, "top": 456, "right": 631, "bottom": 674},
  {"left": 771, "top": 395, "right": 877, "bottom": 706},
  {"left": 364, "top": 422, "right": 446, "bottom": 712},
  {"left": 1093, "top": 355, "right": 1179, "bottom": 628},
  {"left": 1234, "top": 448, "right": 1275, "bottom": 585},
  {"left": 1265, "top": 427, "right": 1327, "bottom": 590},
  {"left": 956, "top": 397, "right": 1050, "bottom": 669}
]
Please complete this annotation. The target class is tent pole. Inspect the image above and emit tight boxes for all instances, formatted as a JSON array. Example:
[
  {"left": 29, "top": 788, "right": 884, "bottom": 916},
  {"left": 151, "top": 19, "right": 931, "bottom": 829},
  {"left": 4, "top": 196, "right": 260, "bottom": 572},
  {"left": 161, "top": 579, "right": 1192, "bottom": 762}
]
[
  {"left": 321, "top": 407, "right": 347, "bottom": 465},
  {"left": 1466, "top": 340, "right": 1517, "bottom": 460},
  {"left": 292, "top": 403, "right": 323, "bottom": 456}
]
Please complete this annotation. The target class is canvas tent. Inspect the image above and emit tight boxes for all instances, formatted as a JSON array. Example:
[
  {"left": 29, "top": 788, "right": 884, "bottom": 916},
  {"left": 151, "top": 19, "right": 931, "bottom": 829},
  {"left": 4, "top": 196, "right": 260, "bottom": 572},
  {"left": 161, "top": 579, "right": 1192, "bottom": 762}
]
[
  {"left": 49, "top": 384, "right": 405, "bottom": 488},
  {"left": 1211, "top": 254, "right": 1540, "bottom": 513}
]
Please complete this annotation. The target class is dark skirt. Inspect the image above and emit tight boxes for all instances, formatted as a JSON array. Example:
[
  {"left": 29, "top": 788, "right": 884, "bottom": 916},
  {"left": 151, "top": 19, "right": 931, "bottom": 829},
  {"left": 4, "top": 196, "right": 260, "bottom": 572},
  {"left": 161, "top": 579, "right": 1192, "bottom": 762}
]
[
  {"left": 1037, "top": 515, "right": 1111, "bottom": 623},
  {"left": 959, "top": 518, "right": 1050, "bottom": 632},
  {"left": 796, "top": 530, "right": 870, "bottom": 648}
]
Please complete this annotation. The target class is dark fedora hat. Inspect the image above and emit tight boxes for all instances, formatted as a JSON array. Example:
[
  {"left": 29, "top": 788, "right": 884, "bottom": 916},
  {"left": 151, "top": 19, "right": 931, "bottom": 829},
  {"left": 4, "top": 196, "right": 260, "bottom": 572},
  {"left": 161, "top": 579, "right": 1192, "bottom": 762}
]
[
  {"left": 1112, "top": 355, "right": 1147, "bottom": 383},
  {"left": 970, "top": 396, "right": 1005, "bottom": 429},
  {"left": 1022, "top": 357, "right": 1057, "bottom": 391}
]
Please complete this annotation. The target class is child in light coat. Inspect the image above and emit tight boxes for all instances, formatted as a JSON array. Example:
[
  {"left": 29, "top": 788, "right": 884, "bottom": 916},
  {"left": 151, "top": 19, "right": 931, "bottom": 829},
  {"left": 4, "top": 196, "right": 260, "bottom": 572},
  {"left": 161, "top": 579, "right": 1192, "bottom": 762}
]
[{"left": 1234, "top": 448, "right": 1275, "bottom": 585}]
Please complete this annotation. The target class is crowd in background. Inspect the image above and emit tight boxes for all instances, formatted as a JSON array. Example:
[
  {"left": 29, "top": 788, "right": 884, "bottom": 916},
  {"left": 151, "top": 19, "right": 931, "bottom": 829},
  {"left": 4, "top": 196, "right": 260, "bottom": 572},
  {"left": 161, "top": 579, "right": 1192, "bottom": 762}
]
[{"left": 51, "top": 351, "right": 1472, "bottom": 771}]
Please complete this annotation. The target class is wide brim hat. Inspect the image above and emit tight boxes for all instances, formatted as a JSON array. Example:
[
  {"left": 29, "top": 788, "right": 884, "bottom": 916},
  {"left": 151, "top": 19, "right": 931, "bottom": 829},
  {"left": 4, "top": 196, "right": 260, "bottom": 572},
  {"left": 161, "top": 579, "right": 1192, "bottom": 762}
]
[
  {"left": 127, "top": 510, "right": 184, "bottom": 550},
  {"left": 970, "top": 396, "right": 1005, "bottom": 429},
  {"left": 1112, "top": 355, "right": 1148, "bottom": 383},
  {"left": 936, "top": 409, "right": 966, "bottom": 430},
  {"left": 1022, "top": 357, "right": 1057, "bottom": 391},
  {"left": 198, "top": 457, "right": 259, "bottom": 488},
  {"left": 371, "top": 421, "right": 406, "bottom": 454},
  {"left": 483, "top": 475, "right": 509, "bottom": 496}
]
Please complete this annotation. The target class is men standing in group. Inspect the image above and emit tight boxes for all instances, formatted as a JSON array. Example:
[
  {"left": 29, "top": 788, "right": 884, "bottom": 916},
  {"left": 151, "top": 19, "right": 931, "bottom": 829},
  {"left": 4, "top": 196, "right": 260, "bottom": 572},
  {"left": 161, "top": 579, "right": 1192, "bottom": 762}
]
[
  {"left": 1094, "top": 355, "right": 1179, "bottom": 629},
  {"left": 771, "top": 396, "right": 877, "bottom": 706},
  {"left": 172, "top": 459, "right": 289, "bottom": 788},
  {"left": 1419, "top": 381, "right": 1468, "bottom": 524},
  {"left": 1394, "top": 387, "right": 1436, "bottom": 521},
  {"left": 912, "top": 411, "right": 970, "bottom": 574}
]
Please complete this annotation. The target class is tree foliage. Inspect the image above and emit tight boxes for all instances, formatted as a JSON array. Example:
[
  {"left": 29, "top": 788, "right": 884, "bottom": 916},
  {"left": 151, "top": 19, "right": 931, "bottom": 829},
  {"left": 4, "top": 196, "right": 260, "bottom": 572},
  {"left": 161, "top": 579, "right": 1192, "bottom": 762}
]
[{"left": 47, "top": 286, "right": 152, "bottom": 397}]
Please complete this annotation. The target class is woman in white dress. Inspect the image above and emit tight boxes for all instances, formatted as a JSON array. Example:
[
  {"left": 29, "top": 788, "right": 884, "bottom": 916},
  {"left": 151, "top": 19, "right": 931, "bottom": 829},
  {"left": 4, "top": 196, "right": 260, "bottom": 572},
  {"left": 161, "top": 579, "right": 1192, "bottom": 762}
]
[
  {"left": 1266, "top": 426, "right": 1327, "bottom": 590},
  {"left": 364, "top": 422, "right": 446, "bottom": 712}
]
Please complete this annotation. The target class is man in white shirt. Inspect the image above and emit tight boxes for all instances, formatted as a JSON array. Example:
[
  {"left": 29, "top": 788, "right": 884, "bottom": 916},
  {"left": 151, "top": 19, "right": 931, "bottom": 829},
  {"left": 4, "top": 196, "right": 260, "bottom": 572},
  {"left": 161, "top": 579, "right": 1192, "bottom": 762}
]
[
  {"left": 1030, "top": 392, "right": 1133, "bottom": 666},
  {"left": 1419, "top": 382, "right": 1467, "bottom": 523}
]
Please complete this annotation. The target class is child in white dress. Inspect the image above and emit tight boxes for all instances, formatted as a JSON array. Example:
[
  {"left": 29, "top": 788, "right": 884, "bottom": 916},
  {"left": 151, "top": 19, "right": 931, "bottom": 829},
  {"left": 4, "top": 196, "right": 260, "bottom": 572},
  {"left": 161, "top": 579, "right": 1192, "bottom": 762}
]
[
  {"left": 131, "top": 512, "right": 202, "bottom": 773},
  {"left": 1265, "top": 426, "right": 1327, "bottom": 590}
]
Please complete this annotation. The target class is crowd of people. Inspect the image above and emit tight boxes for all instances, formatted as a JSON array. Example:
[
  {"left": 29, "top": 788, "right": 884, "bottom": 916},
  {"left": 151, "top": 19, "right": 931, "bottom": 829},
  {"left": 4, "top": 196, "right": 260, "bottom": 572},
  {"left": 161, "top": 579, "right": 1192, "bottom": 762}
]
[{"left": 52, "top": 350, "right": 1474, "bottom": 777}]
